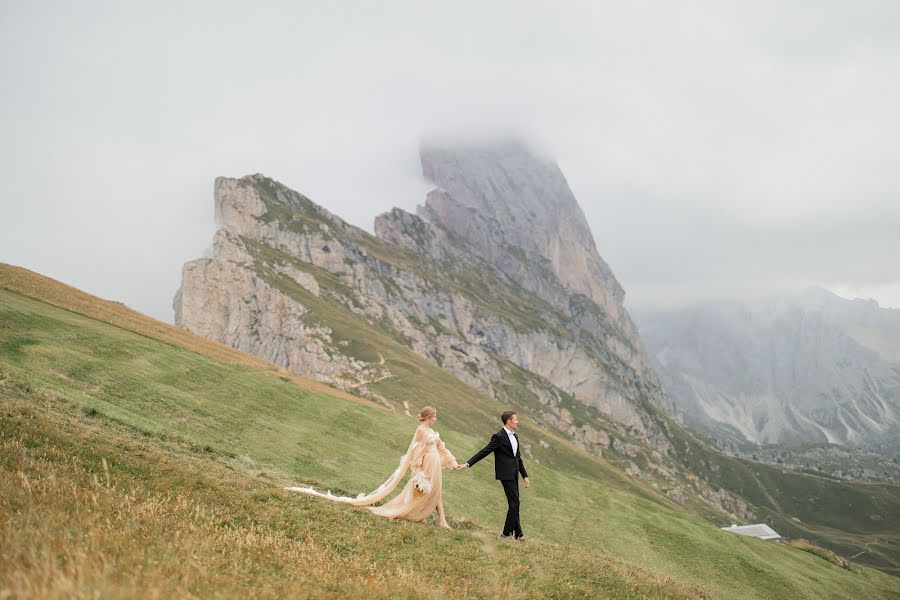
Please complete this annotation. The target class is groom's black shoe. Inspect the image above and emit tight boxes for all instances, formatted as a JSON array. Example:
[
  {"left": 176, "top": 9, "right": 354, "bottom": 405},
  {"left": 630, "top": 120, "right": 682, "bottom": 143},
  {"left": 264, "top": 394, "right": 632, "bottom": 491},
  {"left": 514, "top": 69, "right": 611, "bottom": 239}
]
[{"left": 515, "top": 536, "right": 528, "bottom": 542}]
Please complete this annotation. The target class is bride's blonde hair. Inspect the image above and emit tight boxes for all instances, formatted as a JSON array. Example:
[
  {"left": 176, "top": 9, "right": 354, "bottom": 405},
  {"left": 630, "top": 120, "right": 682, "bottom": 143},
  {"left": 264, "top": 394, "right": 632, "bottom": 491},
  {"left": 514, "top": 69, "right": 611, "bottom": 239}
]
[{"left": 417, "top": 406, "right": 437, "bottom": 423}]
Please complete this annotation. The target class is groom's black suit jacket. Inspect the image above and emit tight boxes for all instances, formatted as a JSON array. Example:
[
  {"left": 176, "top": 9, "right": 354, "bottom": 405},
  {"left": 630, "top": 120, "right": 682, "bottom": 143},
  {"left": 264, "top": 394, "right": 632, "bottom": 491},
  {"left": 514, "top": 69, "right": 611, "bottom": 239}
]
[{"left": 467, "top": 428, "right": 528, "bottom": 481}]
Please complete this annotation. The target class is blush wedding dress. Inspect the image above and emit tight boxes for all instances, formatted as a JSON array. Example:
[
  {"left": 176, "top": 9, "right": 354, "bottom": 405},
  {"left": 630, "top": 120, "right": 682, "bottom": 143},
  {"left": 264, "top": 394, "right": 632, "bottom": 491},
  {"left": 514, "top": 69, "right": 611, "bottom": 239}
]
[{"left": 285, "top": 425, "right": 459, "bottom": 522}]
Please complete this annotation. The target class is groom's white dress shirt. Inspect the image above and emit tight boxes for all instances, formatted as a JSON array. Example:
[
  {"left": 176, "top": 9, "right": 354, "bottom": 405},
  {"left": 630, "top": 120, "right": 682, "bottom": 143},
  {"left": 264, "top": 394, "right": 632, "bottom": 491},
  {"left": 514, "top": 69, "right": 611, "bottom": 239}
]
[{"left": 503, "top": 426, "right": 518, "bottom": 456}]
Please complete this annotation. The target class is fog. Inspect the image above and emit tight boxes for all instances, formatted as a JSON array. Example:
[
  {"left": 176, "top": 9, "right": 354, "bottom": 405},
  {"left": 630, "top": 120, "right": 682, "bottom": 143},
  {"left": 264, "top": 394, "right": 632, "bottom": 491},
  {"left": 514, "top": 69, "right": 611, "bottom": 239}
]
[{"left": 2, "top": 0, "right": 899, "bottom": 321}]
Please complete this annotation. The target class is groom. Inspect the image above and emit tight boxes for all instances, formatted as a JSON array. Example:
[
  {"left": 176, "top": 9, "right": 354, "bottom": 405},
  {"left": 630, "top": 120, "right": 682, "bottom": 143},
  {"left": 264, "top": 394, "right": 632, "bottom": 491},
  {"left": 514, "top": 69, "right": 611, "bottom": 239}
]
[{"left": 457, "top": 411, "right": 531, "bottom": 540}]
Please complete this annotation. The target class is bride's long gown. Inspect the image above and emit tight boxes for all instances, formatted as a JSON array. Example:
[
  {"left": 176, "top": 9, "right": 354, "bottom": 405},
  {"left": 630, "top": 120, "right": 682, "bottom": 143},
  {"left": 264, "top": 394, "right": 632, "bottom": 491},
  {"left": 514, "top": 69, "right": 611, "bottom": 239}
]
[{"left": 285, "top": 425, "right": 458, "bottom": 522}]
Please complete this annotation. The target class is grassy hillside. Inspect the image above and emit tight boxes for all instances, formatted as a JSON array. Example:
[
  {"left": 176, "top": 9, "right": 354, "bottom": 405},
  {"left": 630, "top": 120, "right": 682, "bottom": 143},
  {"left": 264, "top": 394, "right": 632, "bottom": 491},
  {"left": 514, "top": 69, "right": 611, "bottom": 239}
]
[
  {"left": 2, "top": 265, "right": 899, "bottom": 598},
  {"left": 2, "top": 380, "right": 708, "bottom": 599},
  {"left": 665, "top": 421, "right": 900, "bottom": 576}
]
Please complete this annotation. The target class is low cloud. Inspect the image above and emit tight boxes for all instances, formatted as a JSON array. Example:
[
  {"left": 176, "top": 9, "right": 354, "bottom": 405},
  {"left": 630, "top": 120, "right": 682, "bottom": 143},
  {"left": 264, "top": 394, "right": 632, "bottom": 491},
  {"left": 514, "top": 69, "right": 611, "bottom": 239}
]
[{"left": 1, "top": 0, "right": 898, "bottom": 320}]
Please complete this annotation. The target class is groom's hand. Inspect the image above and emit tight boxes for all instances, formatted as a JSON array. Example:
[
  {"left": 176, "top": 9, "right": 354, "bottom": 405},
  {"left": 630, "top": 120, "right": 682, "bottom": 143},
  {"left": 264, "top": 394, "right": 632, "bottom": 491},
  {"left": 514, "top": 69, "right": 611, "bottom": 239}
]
[{"left": 524, "top": 477, "right": 531, "bottom": 488}]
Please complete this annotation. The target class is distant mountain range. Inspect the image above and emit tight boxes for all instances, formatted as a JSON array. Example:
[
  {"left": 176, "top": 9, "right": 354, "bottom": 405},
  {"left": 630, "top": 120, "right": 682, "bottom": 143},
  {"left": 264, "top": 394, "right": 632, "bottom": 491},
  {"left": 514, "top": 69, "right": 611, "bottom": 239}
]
[{"left": 636, "top": 288, "right": 900, "bottom": 456}]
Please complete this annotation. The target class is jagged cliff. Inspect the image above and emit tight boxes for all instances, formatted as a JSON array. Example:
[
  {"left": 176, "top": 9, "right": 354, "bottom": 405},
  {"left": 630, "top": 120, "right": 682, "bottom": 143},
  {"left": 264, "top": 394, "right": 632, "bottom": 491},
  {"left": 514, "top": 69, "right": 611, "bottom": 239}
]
[
  {"left": 175, "top": 143, "right": 680, "bottom": 445},
  {"left": 417, "top": 143, "right": 631, "bottom": 337},
  {"left": 175, "top": 144, "right": 774, "bottom": 520}
]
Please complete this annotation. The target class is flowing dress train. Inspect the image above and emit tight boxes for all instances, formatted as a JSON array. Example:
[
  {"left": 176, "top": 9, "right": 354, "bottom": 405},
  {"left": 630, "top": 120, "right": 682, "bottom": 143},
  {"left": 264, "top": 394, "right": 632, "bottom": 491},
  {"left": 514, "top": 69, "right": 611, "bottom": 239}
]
[{"left": 285, "top": 425, "right": 458, "bottom": 522}]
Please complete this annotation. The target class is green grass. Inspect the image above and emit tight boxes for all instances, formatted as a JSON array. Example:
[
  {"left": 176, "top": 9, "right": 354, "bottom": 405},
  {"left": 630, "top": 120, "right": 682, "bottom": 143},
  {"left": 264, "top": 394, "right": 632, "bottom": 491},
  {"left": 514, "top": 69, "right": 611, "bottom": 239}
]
[
  {"left": 2, "top": 285, "right": 900, "bottom": 598},
  {"left": 1, "top": 390, "right": 710, "bottom": 599},
  {"left": 663, "top": 414, "right": 900, "bottom": 575}
]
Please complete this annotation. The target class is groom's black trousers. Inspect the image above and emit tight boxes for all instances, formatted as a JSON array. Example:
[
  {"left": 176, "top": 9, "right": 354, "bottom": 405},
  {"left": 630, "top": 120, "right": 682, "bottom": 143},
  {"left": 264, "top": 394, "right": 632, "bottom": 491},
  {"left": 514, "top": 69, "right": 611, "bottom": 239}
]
[{"left": 501, "top": 479, "right": 523, "bottom": 538}]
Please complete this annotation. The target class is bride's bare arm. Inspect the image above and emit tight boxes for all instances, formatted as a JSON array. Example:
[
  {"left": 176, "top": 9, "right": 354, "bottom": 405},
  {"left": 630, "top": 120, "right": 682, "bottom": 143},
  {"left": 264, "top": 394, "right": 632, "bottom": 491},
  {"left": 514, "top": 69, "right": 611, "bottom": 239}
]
[{"left": 437, "top": 437, "right": 458, "bottom": 469}]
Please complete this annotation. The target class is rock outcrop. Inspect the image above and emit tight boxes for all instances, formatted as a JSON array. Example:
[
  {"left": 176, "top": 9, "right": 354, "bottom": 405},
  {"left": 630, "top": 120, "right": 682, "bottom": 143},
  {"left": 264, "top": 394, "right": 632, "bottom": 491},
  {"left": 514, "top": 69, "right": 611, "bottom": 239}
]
[
  {"left": 176, "top": 145, "right": 681, "bottom": 437},
  {"left": 176, "top": 144, "right": 762, "bottom": 512},
  {"left": 388, "top": 143, "right": 679, "bottom": 422},
  {"left": 418, "top": 143, "right": 632, "bottom": 338}
]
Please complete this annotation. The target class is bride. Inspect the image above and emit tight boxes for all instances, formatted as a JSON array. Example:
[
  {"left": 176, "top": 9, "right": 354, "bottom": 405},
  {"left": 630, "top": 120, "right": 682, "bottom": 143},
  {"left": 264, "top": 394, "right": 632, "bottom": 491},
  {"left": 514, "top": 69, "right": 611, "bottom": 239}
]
[{"left": 285, "top": 406, "right": 460, "bottom": 529}]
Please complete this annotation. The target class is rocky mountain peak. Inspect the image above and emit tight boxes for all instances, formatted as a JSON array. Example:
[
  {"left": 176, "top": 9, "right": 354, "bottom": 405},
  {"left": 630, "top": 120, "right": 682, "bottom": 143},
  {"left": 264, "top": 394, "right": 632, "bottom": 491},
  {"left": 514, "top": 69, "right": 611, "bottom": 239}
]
[
  {"left": 372, "top": 141, "right": 680, "bottom": 421},
  {"left": 417, "top": 141, "right": 631, "bottom": 336},
  {"left": 176, "top": 152, "right": 683, "bottom": 492}
]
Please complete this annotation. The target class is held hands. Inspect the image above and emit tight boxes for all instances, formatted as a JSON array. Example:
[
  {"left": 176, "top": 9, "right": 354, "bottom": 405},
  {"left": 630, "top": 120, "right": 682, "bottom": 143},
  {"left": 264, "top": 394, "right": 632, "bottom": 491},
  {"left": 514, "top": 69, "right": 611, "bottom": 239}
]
[{"left": 452, "top": 463, "right": 469, "bottom": 471}]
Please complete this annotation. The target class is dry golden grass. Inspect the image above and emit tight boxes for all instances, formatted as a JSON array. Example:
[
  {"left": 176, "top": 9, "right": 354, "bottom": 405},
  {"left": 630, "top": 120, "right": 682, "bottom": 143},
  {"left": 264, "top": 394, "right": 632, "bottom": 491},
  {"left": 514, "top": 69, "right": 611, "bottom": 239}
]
[
  {"left": 786, "top": 539, "right": 852, "bottom": 570},
  {"left": 0, "top": 390, "right": 713, "bottom": 599},
  {"left": 1, "top": 422, "right": 433, "bottom": 597},
  {"left": 0, "top": 262, "right": 377, "bottom": 408}
]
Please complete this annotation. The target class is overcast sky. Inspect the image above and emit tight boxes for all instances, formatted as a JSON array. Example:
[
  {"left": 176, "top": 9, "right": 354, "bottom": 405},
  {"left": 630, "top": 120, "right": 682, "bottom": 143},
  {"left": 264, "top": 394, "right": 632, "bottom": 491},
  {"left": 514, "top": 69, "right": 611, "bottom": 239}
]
[{"left": 2, "top": 1, "right": 899, "bottom": 322}]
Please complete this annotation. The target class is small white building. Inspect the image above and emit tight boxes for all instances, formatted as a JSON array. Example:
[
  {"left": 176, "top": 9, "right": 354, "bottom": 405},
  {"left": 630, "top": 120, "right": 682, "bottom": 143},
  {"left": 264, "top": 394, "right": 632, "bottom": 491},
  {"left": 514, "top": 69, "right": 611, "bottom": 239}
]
[{"left": 721, "top": 523, "right": 782, "bottom": 541}]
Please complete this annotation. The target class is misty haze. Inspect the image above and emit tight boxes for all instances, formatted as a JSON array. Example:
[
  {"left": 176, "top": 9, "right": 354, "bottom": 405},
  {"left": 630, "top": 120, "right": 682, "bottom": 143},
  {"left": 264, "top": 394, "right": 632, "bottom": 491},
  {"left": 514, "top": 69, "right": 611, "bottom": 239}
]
[{"left": 2, "top": 2, "right": 900, "bottom": 598}]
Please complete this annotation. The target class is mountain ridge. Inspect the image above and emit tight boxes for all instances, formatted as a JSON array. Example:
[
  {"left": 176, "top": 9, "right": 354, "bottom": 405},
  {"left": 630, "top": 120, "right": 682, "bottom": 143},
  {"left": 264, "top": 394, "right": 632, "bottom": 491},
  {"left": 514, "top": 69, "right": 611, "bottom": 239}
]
[
  {"left": 176, "top": 146, "right": 682, "bottom": 460},
  {"left": 636, "top": 288, "right": 900, "bottom": 455}
]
